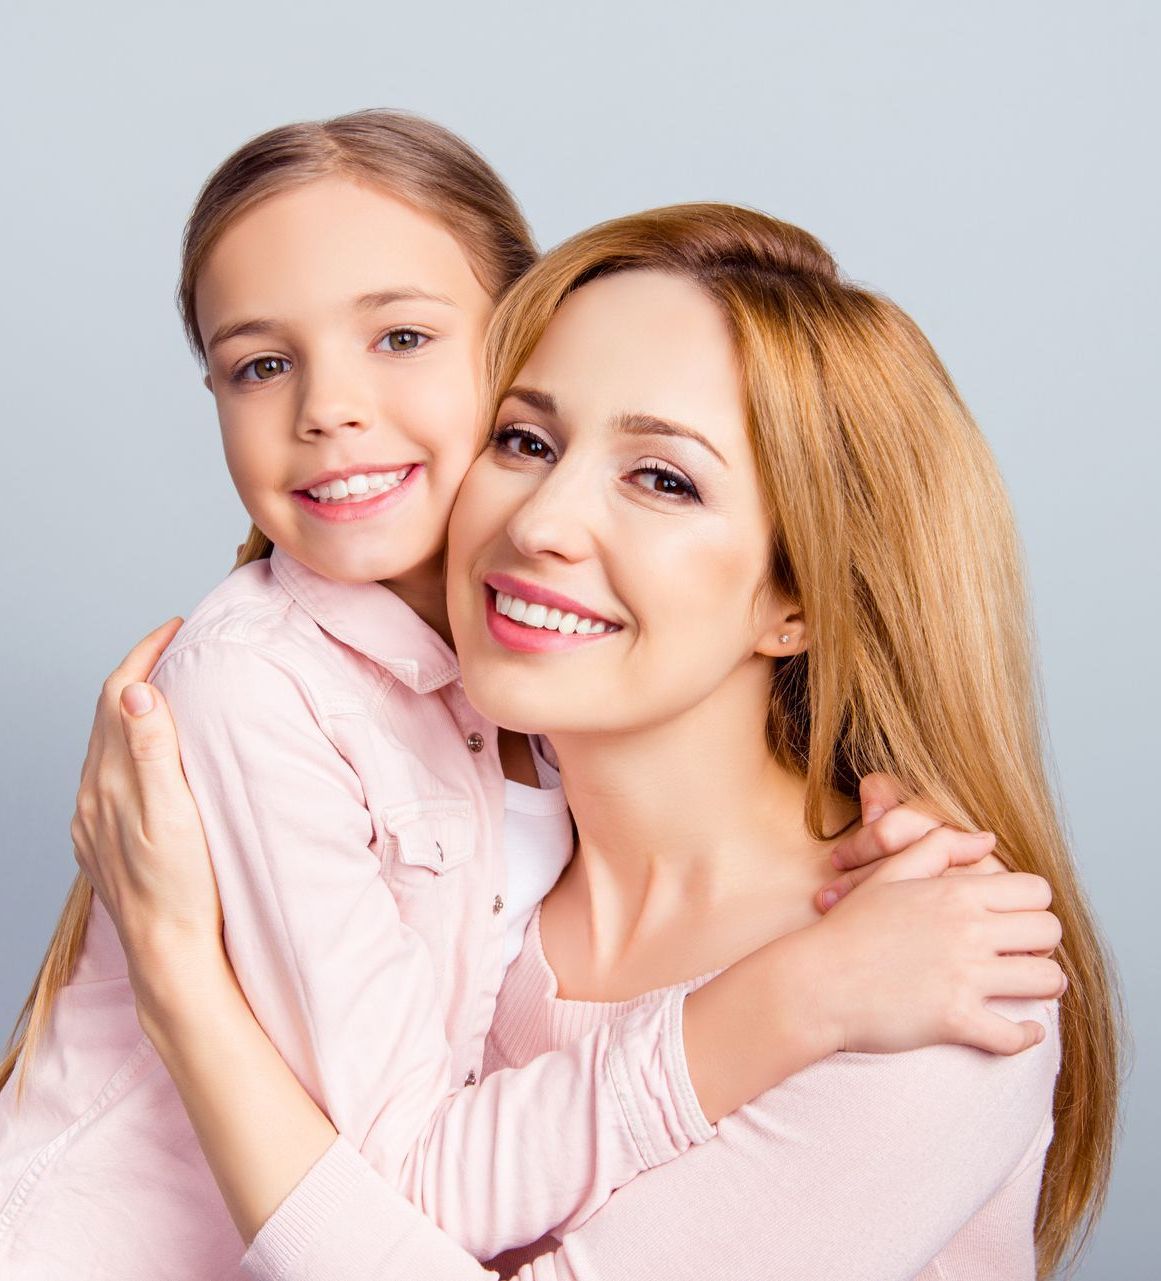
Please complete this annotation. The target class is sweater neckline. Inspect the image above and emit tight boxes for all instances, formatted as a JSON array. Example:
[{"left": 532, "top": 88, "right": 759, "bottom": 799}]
[{"left": 527, "top": 903, "right": 723, "bottom": 1019}]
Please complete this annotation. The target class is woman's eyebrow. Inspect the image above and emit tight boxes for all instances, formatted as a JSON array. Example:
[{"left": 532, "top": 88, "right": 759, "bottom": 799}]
[
  {"left": 502, "top": 386, "right": 559, "bottom": 417},
  {"left": 613, "top": 412, "right": 728, "bottom": 466}
]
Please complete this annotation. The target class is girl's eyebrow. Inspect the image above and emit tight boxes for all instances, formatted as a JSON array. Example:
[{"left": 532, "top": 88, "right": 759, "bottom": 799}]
[
  {"left": 353, "top": 287, "right": 458, "bottom": 311},
  {"left": 208, "top": 288, "right": 459, "bottom": 354}
]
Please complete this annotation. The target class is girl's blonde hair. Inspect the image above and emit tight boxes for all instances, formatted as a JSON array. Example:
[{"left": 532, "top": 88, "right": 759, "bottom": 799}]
[
  {"left": 480, "top": 203, "right": 1121, "bottom": 1277},
  {"left": 1, "top": 109, "right": 536, "bottom": 1093}
]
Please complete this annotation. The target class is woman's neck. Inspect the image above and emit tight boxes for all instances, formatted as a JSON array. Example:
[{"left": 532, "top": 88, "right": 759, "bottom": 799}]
[{"left": 543, "top": 659, "right": 856, "bottom": 998}]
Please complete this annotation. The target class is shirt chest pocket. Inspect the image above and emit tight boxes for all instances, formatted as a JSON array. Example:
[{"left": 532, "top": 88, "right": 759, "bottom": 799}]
[{"left": 379, "top": 796, "right": 475, "bottom": 981}]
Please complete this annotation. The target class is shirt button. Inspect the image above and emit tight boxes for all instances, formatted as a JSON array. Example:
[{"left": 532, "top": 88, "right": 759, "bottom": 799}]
[
  {"left": 492, "top": 895, "right": 504, "bottom": 915},
  {"left": 464, "top": 1070, "right": 477, "bottom": 1086},
  {"left": 466, "top": 732, "right": 485, "bottom": 753}
]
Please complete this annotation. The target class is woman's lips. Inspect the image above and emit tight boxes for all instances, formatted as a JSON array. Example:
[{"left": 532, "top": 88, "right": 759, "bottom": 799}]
[
  {"left": 291, "top": 464, "right": 422, "bottom": 523},
  {"left": 484, "top": 587, "right": 621, "bottom": 654}
]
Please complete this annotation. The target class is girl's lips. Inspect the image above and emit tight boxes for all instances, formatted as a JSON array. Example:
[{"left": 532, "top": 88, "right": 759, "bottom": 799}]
[
  {"left": 484, "top": 588, "right": 620, "bottom": 654},
  {"left": 291, "top": 464, "right": 422, "bottom": 523}
]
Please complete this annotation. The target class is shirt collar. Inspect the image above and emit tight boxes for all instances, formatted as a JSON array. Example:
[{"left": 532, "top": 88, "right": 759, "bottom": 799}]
[{"left": 269, "top": 547, "right": 461, "bottom": 694}]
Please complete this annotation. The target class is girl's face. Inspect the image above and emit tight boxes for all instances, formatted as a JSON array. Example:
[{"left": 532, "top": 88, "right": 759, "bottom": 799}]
[
  {"left": 447, "top": 269, "right": 801, "bottom": 737},
  {"left": 196, "top": 177, "right": 494, "bottom": 593}
]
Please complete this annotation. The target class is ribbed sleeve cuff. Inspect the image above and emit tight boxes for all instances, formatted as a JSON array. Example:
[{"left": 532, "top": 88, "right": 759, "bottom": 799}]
[
  {"left": 606, "top": 986, "right": 716, "bottom": 1170},
  {"left": 243, "top": 1136, "right": 372, "bottom": 1281}
]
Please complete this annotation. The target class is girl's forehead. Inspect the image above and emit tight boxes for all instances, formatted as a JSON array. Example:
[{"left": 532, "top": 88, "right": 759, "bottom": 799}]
[{"left": 197, "top": 177, "right": 486, "bottom": 317}]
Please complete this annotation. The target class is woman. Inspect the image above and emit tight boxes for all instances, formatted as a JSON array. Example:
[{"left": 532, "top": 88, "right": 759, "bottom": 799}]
[{"left": 74, "top": 204, "right": 1118, "bottom": 1278}]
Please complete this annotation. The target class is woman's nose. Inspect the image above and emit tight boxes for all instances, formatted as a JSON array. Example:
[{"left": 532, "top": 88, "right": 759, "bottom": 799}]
[{"left": 505, "top": 461, "right": 598, "bottom": 563}]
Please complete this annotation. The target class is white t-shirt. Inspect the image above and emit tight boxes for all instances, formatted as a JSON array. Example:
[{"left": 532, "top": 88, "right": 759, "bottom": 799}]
[{"left": 501, "top": 742, "right": 573, "bottom": 968}]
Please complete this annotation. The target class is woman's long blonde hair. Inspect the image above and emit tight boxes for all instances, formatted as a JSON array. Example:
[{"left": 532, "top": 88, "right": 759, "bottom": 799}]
[
  {"left": 1, "top": 109, "right": 536, "bottom": 1091},
  {"left": 480, "top": 204, "right": 1121, "bottom": 1277}
]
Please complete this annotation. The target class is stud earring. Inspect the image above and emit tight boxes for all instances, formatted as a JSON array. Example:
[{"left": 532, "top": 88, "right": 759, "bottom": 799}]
[{"left": 779, "top": 634, "right": 791, "bottom": 645}]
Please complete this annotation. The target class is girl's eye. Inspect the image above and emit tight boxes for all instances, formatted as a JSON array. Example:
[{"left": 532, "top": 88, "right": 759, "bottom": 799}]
[
  {"left": 630, "top": 462, "right": 700, "bottom": 502},
  {"left": 238, "top": 356, "right": 291, "bottom": 383},
  {"left": 492, "top": 426, "right": 556, "bottom": 463},
  {"left": 377, "top": 329, "right": 428, "bottom": 354}
]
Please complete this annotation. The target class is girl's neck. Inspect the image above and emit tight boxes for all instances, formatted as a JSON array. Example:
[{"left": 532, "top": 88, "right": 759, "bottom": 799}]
[
  {"left": 379, "top": 552, "right": 453, "bottom": 647},
  {"left": 543, "top": 659, "right": 856, "bottom": 998}
]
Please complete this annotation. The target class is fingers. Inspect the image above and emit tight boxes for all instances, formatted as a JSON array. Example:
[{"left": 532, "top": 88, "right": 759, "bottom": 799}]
[
  {"left": 986, "top": 955, "right": 1067, "bottom": 1000},
  {"left": 987, "top": 909, "right": 1063, "bottom": 956},
  {"left": 110, "top": 618, "right": 184, "bottom": 687},
  {"left": 858, "top": 772, "right": 904, "bottom": 825},
  {"left": 831, "top": 805, "right": 943, "bottom": 871},
  {"left": 816, "top": 861, "right": 881, "bottom": 911},
  {"left": 978, "top": 871, "right": 1053, "bottom": 912},
  {"left": 863, "top": 826, "right": 997, "bottom": 887},
  {"left": 118, "top": 685, "right": 191, "bottom": 833},
  {"left": 959, "top": 1011, "right": 1049, "bottom": 1057}
]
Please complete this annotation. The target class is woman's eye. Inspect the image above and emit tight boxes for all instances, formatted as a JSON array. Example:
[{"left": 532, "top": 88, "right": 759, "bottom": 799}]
[
  {"left": 631, "top": 464, "right": 700, "bottom": 502},
  {"left": 377, "top": 329, "right": 428, "bottom": 354},
  {"left": 492, "top": 426, "right": 556, "bottom": 463},
  {"left": 238, "top": 356, "right": 291, "bottom": 382}
]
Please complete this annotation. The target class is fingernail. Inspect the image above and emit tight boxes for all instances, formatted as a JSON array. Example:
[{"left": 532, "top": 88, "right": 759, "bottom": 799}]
[
  {"left": 819, "top": 889, "right": 840, "bottom": 910},
  {"left": 1034, "top": 1025, "right": 1045, "bottom": 1043},
  {"left": 864, "top": 805, "right": 886, "bottom": 824},
  {"left": 971, "top": 830, "right": 994, "bottom": 840},
  {"left": 122, "top": 683, "right": 154, "bottom": 717}
]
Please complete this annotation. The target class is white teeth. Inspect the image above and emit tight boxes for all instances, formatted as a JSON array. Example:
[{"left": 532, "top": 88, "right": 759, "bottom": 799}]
[
  {"left": 493, "top": 591, "right": 613, "bottom": 637},
  {"left": 307, "top": 470, "right": 409, "bottom": 503}
]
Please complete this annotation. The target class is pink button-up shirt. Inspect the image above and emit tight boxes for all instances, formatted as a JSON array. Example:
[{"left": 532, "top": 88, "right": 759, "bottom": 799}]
[{"left": 0, "top": 550, "right": 711, "bottom": 1280}]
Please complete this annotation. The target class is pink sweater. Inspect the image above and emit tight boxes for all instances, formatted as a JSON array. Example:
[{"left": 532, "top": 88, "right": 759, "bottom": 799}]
[
  {"left": 0, "top": 552, "right": 709, "bottom": 1279},
  {"left": 245, "top": 907, "right": 1061, "bottom": 1281}
]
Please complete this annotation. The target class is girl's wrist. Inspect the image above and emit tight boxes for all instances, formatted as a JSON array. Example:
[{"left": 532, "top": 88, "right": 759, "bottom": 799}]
[{"left": 126, "top": 927, "right": 232, "bottom": 1034}]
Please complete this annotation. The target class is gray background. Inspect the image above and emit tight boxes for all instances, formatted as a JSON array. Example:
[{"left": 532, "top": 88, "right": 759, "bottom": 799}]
[{"left": 1, "top": 1, "right": 1155, "bottom": 1274}]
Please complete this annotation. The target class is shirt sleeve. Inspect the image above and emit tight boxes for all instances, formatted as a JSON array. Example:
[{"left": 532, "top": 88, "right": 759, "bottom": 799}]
[
  {"left": 242, "top": 1000, "right": 1060, "bottom": 1281},
  {"left": 152, "top": 638, "right": 710, "bottom": 1261}
]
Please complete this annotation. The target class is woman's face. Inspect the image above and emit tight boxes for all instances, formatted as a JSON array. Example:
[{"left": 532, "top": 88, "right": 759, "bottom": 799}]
[
  {"left": 196, "top": 177, "right": 493, "bottom": 592},
  {"left": 447, "top": 269, "right": 799, "bottom": 737}
]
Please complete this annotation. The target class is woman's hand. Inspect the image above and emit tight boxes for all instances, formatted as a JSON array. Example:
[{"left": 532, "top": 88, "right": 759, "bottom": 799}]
[{"left": 70, "top": 619, "right": 226, "bottom": 1010}]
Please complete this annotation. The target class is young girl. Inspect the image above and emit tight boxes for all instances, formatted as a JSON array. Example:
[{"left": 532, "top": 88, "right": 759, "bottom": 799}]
[
  {"left": 76, "top": 204, "right": 1119, "bottom": 1280},
  {"left": 3, "top": 117, "right": 1072, "bottom": 1279}
]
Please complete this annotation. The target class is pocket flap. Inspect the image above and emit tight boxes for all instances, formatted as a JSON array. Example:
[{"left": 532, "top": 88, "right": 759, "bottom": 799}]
[{"left": 382, "top": 797, "right": 474, "bottom": 873}]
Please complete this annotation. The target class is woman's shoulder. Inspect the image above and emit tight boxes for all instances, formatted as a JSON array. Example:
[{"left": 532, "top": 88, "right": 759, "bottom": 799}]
[{"left": 731, "top": 997, "right": 1060, "bottom": 1189}]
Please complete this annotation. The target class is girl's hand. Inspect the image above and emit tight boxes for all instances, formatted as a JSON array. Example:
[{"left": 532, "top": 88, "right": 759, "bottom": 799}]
[
  {"left": 803, "top": 829, "right": 1065, "bottom": 1058},
  {"left": 70, "top": 620, "right": 226, "bottom": 1005}
]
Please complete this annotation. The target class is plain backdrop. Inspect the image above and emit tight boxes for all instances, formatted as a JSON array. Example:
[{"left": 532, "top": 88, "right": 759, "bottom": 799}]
[{"left": 1, "top": 2, "right": 1155, "bottom": 1275}]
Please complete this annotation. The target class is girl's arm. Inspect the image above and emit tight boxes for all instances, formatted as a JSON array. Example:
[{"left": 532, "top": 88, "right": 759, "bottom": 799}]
[
  {"left": 77, "top": 637, "right": 1063, "bottom": 1264},
  {"left": 245, "top": 996, "right": 1059, "bottom": 1281},
  {"left": 97, "top": 633, "right": 708, "bottom": 1259}
]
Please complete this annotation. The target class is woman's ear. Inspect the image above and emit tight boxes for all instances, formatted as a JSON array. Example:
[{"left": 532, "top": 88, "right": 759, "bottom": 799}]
[
  {"left": 754, "top": 595, "right": 807, "bottom": 659},
  {"left": 203, "top": 372, "right": 213, "bottom": 391}
]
